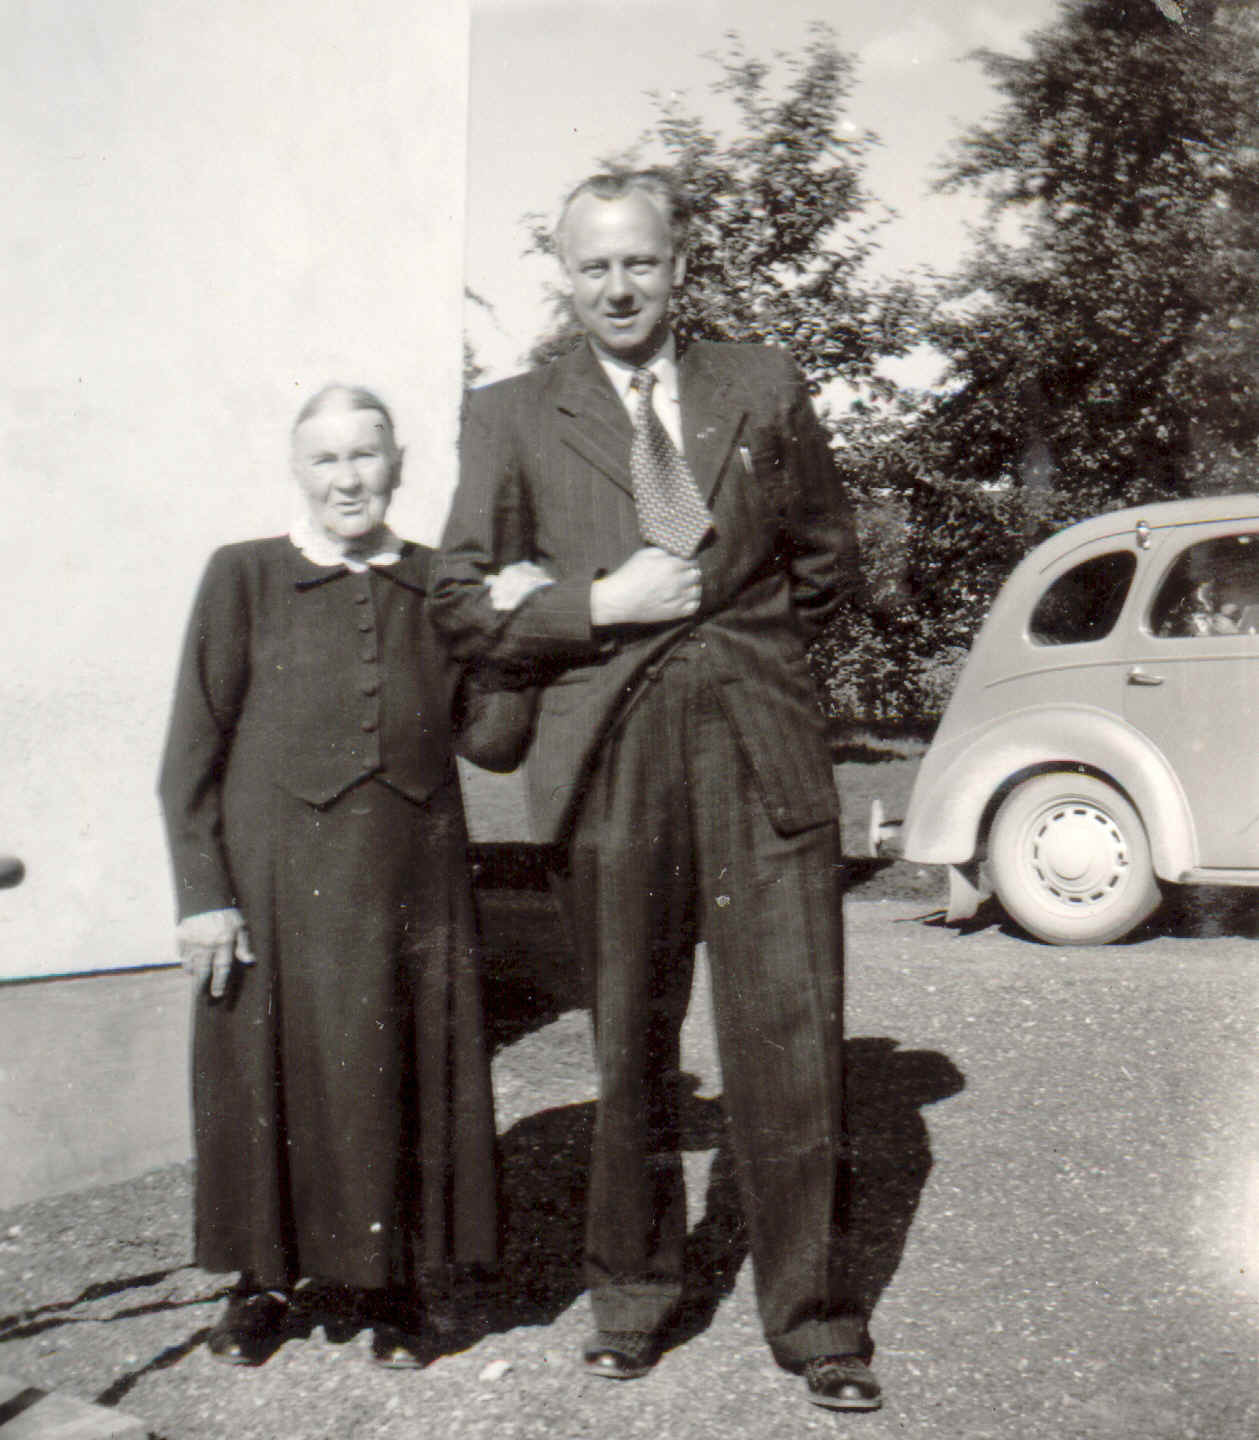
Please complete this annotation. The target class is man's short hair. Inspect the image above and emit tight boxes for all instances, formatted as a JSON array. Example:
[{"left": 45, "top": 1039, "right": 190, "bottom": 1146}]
[
  {"left": 556, "top": 168, "right": 691, "bottom": 262},
  {"left": 292, "top": 384, "right": 398, "bottom": 448}
]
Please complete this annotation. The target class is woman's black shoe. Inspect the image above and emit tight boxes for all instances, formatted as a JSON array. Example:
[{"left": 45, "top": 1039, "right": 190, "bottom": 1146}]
[
  {"left": 207, "top": 1291, "right": 289, "bottom": 1367},
  {"left": 366, "top": 1289, "right": 427, "bottom": 1368},
  {"left": 371, "top": 1322, "right": 428, "bottom": 1369},
  {"left": 581, "top": 1330, "right": 659, "bottom": 1380}
]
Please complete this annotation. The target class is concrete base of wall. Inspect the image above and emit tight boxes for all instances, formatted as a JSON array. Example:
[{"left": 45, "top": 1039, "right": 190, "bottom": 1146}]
[
  {"left": 0, "top": 968, "right": 192, "bottom": 1211},
  {"left": 0, "top": 879, "right": 576, "bottom": 1212}
]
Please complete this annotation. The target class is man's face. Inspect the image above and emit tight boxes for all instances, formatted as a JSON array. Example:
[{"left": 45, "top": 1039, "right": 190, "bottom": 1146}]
[{"left": 561, "top": 191, "right": 685, "bottom": 365}]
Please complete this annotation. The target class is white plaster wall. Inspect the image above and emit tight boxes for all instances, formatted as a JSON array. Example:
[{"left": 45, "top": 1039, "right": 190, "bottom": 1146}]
[{"left": 0, "top": 1, "right": 469, "bottom": 979}]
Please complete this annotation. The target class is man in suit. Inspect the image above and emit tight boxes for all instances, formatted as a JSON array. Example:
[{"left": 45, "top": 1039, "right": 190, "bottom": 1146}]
[{"left": 432, "top": 169, "right": 879, "bottom": 1412}]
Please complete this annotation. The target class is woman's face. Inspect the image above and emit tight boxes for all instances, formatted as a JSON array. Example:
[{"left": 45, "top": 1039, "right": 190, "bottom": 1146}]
[{"left": 291, "top": 406, "right": 400, "bottom": 545}]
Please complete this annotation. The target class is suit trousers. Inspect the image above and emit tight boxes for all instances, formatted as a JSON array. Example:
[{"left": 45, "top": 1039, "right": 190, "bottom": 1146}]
[{"left": 565, "top": 637, "right": 867, "bottom": 1365}]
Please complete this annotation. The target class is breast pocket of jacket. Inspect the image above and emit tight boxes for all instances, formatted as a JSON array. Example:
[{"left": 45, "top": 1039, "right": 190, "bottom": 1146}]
[{"left": 734, "top": 433, "right": 792, "bottom": 523}]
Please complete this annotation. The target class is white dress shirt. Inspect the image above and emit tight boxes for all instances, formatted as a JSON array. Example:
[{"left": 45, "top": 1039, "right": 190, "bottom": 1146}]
[{"left": 592, "top": 334, "right": 685, "bottom": 452}]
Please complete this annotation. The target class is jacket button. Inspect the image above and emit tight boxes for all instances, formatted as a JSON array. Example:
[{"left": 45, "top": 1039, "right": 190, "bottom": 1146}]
[
  {"left": 360, "top": 718, "right": 378, "bottom": 733},
  {"left": 360, "top": 681, "right": 379, "bottom": 697},
  {"left": 357, "top": 619, "right": 374, "bottom": 633},
  {"left": 360, "top": 648, "right": 377, "bottom": 663},
  {"left": 354, "top": 592, "right": 370, "bottom": 604}
]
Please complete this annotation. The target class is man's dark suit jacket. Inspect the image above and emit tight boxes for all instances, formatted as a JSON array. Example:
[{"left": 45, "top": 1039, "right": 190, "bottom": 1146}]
[{"left": 433, "top": 339, "right": 859, "bottom": 842}]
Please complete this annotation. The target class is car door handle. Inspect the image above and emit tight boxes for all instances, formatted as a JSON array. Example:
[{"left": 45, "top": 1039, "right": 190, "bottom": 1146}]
[{"left": 1127, "top": 666, "right": 1164, "bottom": 686}]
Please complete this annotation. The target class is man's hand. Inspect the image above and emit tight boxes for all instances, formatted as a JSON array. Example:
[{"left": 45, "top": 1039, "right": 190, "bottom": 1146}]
[
  {"left": 590, "top": 547, "right": 702, "bottom": 627},
  {"left": 486, "top": 560, "right": 554, "bottom": 612},
  {"left": 176, "top": 907, "right": 255, "bottom": 999}
]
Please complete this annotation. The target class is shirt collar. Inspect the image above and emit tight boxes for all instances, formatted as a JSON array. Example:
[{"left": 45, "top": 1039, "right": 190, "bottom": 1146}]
[
  {"left": 289, "top": 511, "right": 403, "bottom": 572},
  {"left": 591, "top": 332, "right": 679, "bottom": 407}
]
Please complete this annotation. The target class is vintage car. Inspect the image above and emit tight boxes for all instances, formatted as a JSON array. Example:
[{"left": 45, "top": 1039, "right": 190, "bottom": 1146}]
[{"left": 873, "top": 494, "right": 1259, "bottom": 945}]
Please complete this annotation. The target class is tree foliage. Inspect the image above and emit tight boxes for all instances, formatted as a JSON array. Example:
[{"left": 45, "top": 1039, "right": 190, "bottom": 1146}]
[
  {"left": 495, "top": 8, "right": 1259, "bottom": 731},
  {"left": 811, "top": 470, "right": 1094, "bottom": 728},
  {"left": 804, "top": 0, "right": 1259, "bottom": 731},
  {"left": 523, "top": 26, "right": 922, "bottom": 396},
  {"left": 912, "top": 0, "right": 1259, "bottom": 511}
]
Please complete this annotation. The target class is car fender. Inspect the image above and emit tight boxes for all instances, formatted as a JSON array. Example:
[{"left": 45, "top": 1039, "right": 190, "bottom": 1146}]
[{"left": 900, "top": 704, "right": 1195, "bottom": 879}]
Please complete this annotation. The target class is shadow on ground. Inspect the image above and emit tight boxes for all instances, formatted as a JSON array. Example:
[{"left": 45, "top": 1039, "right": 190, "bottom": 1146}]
[
  {"left": 843, "top": 1037, "right": 965, "bottom": 1319},
  {"left": 476, "top": 880, "right": 967, "bottom": 1348},
  {"left": 0, "top": 1038, "right": 963, "bottom": 1397},
  {"left": 0, "top": 873, "right": 965, "bottom": 1419},
  {"left": 0, "top": 1267, "right": 224, "bottom": 1417},
  {"left": 920, "top": 886, "right": 1259, "bottom": 948},
  {"left": 477, "top": 886, "right": 579, "bottom": 1052},
  {"left": 463, "top": 1036, "right": 965, "bottom": 1353}
]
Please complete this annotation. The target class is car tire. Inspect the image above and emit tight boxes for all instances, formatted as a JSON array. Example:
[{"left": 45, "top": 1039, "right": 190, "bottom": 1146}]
[{"left": 988, "top": 773, "right": 1161, "bottom": 945}]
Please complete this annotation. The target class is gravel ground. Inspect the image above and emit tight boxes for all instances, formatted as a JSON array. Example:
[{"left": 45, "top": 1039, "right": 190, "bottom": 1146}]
[{"left": 3, "top": 895, "right": 1257, "bottom": 1440}]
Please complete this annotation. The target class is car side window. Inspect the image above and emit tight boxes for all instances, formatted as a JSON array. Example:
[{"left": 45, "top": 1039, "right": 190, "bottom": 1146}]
[
  {"left": 1029, "top": 550, "right": 1137, "bottom": 646},
  {"left": 1151, "top": 532, "right": 1259, "bottom": 638}
]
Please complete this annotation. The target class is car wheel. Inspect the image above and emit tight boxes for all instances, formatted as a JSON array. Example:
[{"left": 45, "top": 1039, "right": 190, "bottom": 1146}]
[{"left": 988, "top": 773, "right": 1161, "bottom": 945}]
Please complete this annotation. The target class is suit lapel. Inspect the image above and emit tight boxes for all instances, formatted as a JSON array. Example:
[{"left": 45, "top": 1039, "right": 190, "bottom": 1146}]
[
  {"left": 549, "top": 339, "right": 749, "bottom": 506},
  {"left": 678, "top": 343, "right": 747, "bottom": 504},
  {"left": 552, "top": 343, "right": 634, "bottom": 498}
]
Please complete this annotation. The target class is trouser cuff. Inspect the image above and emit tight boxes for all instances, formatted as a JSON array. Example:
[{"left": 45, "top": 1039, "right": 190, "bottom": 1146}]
[
  {"left": 589, "top": 1280, "right": 683, "bottom": 1336},
  {"left": 768, "top": 1313, "right": 871, "bottom": 1369}
]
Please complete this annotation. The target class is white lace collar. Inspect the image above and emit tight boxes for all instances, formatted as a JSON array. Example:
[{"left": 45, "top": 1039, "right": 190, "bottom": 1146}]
[{"left": 289, "top": 512, "right": 403, "bottom": 572}]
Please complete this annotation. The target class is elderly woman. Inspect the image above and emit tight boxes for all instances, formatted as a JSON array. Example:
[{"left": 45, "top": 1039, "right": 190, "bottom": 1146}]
[{"left": 159, "top": 385, "right": 525, "bottom": 1368}]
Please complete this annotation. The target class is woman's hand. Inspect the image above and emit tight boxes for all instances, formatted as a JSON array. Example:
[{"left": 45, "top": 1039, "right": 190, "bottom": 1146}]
[
  {"left": 486, "top": 560, "right": 554, "bottom": 612},
  {"left": 176, "top": 907, "right": 255, "bottom": 998}
]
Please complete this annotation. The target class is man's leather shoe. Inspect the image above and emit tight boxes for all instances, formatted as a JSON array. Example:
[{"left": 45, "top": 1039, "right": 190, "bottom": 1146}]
[
  {"left": 803, "top": 1354, "right": 882, "bottom": 1411},
  {"left": 581, "top": 1330, "right": 659, "bottom": 1380},
  {"left": 207, "top": 1290, "right": 289, "bottom": 1367}
]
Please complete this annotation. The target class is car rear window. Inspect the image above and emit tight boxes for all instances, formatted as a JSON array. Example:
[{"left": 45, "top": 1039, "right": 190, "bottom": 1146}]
[
  {"left": 1029, "top": 550, "right": 1137, "bottom": 646},
  {"left": 1151, "top": 532, "right": 1259, "bottom": 637}
]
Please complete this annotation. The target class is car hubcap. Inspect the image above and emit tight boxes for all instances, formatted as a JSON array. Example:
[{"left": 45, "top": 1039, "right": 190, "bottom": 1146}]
[{"left": 1025, "top": 799, "right": 1130, "bottom": 909}]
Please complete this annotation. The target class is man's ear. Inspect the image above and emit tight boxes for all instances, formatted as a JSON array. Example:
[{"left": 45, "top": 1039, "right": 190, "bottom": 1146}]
[{"left": 391, "top": 445, "right": 406, "bottom": 491}]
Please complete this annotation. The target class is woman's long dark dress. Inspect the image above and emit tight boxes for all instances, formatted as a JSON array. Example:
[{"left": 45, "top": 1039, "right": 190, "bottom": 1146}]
[{"left": 159, "top": 537, "right": 497, "bottom": 1291}]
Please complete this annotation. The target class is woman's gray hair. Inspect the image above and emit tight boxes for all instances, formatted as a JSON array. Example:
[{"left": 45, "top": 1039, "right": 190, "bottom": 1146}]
[
  {"left": 292, "top": 384, "right": 398, "bottom": 447},
  {"left": 556, "top": 168, "right": 691, "bottom": 263}
]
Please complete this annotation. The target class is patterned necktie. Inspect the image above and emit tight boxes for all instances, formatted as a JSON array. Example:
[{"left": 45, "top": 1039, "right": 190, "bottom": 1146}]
[{"left": 629, "top": 369, "right": 713, "bottom": 558}]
